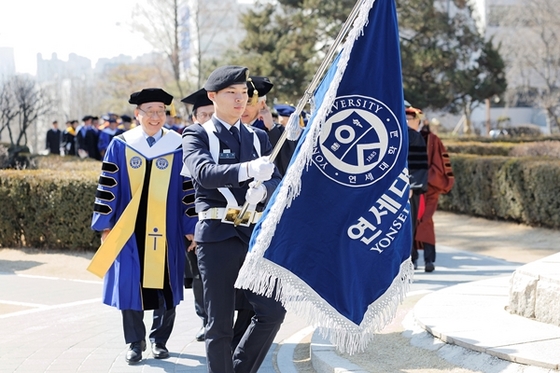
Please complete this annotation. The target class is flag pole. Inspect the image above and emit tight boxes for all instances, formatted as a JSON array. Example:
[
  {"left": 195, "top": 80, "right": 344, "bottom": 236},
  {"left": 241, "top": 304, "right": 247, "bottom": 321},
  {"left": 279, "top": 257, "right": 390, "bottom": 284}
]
[{"left": 234, "top": 0, "right": 368, "bottom": 226}]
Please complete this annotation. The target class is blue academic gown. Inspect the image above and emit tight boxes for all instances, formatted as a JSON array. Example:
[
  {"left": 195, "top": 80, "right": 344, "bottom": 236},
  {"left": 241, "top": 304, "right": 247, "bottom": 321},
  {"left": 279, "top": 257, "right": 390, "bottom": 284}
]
[
  {"left": 97, "top": 127, "right": 125, "bottom": 155},
  {"left": 92, "top": 126, "right": 196, "bottom": 311}
]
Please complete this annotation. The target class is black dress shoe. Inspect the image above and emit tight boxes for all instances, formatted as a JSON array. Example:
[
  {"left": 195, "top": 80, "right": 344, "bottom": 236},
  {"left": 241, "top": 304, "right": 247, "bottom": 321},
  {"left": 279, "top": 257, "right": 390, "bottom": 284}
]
[
  {"left": 425, "top": 261, "right": 435, "bottom": 272},
  {"left": 195, "top": 326, "right": 205, "bottom": 342},
  {"left": 151, "top": 342, "right": 169, "bottom": 359},
  {"left": 125, "top": 340, "right": 146, "bottom": 364}
]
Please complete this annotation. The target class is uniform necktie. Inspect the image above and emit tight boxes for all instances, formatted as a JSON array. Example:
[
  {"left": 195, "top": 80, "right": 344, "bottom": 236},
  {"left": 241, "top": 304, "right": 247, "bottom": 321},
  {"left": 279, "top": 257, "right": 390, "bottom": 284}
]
[
  {"left": 230, "top": 126, "right": 240, "bottom": 143},
  {"left": 147, "top": 136, "right": 156, "bottom": 147}
]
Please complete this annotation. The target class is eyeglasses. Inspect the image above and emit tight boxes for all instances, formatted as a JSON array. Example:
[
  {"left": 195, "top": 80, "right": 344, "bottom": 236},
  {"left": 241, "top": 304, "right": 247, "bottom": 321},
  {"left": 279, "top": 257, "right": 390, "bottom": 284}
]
[
  {"left": 138, "top": 108, "right": 166, "bottom": 118},
  {"left": 196, "top": 112, "right": 214, "bottom": 121}
]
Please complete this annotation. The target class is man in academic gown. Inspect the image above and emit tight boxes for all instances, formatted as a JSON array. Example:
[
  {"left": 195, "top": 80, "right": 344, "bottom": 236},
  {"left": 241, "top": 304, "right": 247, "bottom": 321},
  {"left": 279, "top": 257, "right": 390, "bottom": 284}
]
[{"left": 89, "top": 88, "right": 197, "bottom": 364}]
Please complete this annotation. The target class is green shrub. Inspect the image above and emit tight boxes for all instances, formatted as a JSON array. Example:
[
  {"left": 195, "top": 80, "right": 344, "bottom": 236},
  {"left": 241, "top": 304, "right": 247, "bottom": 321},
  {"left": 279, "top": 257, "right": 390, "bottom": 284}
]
[
  {"left": 33, "top": 155, "right": 101, "bottom": 171},
  {"left": 509, "top": 141, "right": 560, "bottom": 158},
  {"left": 0, "top": 169, "right": 101, "bottom": 251},
  {"left": 439, "top": 155, "right": 560, "bottom": 228},
  {"left": 445, "top": 142, "right": 514, "bottom": 156}
]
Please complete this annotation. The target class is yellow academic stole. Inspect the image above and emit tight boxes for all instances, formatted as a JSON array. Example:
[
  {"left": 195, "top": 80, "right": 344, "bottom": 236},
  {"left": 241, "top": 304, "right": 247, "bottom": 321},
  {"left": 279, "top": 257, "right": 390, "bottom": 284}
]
[
  {"left": 87, "top": 148, "right": 174, "bottom": 290},
  {"left": 142, "top": 154, "right": 173, "bottom": 289}
]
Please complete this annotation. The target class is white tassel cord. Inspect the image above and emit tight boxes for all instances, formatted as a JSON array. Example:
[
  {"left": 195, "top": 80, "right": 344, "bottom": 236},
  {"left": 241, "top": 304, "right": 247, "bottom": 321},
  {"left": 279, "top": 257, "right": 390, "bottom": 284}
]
[{"left": 237, "top": 254, "right": 414, "bottom": 355}]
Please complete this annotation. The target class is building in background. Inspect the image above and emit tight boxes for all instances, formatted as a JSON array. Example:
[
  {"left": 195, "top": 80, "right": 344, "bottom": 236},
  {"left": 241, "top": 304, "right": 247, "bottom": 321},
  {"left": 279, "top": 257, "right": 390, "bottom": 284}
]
[
  {"left": 425, "top": 0, "right": 552, "bottom": 135},
  {"left": 183, "top": 0, "right": 250, "bottom": 86},
  {"left": 0, "top": 47, "right": 15, "bottom": 79}
]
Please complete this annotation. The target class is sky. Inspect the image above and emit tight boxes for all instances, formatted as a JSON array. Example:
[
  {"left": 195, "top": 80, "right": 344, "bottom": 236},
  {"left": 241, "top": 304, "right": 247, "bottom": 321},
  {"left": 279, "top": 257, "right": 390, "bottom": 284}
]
[{"left": 0, "top": 0, "right": 154, "bottom": 75}]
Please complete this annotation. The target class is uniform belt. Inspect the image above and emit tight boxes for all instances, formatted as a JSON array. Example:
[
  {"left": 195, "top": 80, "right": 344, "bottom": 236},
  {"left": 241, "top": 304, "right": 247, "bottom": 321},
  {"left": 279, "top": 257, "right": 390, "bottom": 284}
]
[{"left": 198, "top": 207, "right": 263, "bottom": 227}]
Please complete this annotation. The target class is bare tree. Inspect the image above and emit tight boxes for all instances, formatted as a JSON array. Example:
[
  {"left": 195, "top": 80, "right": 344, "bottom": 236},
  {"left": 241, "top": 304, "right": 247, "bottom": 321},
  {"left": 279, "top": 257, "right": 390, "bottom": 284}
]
[
  {"left": 0, "top": 76, "right": 53, "bottom": 147},
  {"left": 188, "top": 1, "right": 242, "bottom": 88},
  {"left": 497, "top": 0, "right": 560, "bottom": 133},
  {"left": 132, "top": 0, "right": 242, "bottom": 96},
  {"left": 94, "top": 58, "right": 176, "bottom": 115},
  {"left": 0, "top": 76, "right": 53, "bottom": 167},
  {"left": 0, "top": 81, "right": 19, "bottom": 142},
  {"left": 132, "top": 0, "right": 189, "bottom": 97}
]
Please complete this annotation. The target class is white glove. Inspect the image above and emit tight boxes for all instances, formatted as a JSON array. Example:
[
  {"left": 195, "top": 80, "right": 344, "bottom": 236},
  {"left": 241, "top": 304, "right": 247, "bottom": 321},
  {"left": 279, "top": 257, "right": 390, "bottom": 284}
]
[
  {"left": 245, "top": 182, "right": 267, "bottom": 205},
  {"left": 246, "top": 156, "right": 274, "bottom": 182}
]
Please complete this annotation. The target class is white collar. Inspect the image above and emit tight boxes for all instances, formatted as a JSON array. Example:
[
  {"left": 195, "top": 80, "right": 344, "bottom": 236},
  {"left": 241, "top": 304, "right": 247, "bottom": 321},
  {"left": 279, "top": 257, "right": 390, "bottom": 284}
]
[
  {"left": 121, "top": 126, "right": 181, "bottom": 159},
  {"left": 143, "top": 129, "right": 163, "bottom": 142}
]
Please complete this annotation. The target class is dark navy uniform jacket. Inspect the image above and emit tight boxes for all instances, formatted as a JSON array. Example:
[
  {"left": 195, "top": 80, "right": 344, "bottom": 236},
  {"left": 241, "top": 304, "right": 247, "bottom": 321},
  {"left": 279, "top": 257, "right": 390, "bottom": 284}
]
[{"left": 181, "top": 117, "right": 281, "bottom": 245}]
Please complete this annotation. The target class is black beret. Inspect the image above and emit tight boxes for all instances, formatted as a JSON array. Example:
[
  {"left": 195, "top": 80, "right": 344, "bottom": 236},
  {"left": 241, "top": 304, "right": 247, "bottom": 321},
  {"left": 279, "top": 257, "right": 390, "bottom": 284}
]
[
  {"left": 181, "top": 88, "right": 213, "bottom": 111},
  {"left": 128, "top": 88, "right": 173, "bottom": 106},
  {"left": 204, "top": 65, "right": 249, "bottom": 92},
  {"left": 247, "top": 76, "right": 273, "bottom": 98},
  {"left": 120, "top": 115, "right": 132, "bottom": 123}
]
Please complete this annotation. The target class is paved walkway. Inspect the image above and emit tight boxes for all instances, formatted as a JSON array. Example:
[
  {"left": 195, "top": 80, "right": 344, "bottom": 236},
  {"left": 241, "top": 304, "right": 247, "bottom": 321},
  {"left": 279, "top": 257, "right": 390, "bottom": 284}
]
[
  {"left": 311, "top": 275, "right": 560, "bottom": 373},
  {"left": 307, "top": 211, "right": 560, "bottom": 373},
  {"left": 0, "top": 272, "right": 309, "bottom": 373},
  {"left": 1, "top": 211, "right": 560, "bottom": 372}
]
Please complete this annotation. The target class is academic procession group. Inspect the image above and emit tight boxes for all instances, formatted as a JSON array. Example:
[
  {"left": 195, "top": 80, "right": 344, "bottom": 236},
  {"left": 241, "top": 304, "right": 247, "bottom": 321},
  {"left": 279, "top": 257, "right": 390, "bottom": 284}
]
[
  {"left": 87, "top": 66, "right": 298, "bottom": 373},
  {"left": 84, "top": 0, "right": 454, "bottom": 371}
]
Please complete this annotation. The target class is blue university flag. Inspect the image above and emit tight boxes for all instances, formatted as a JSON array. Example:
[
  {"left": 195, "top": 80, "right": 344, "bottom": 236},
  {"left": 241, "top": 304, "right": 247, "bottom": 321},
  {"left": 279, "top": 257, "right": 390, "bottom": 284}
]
[{"left": 236, "top": 0, "right": 413, "bottom": 354}]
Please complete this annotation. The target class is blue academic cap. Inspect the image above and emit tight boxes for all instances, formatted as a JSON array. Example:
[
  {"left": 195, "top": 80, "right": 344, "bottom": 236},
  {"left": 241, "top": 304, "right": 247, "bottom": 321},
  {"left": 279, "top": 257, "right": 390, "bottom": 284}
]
[{"left": 274, "top": 104, "right": 296, "bottom": 117}]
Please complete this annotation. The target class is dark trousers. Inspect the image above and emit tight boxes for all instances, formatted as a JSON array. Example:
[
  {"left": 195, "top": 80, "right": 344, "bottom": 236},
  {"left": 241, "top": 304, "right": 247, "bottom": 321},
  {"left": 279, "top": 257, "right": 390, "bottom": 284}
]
[
  {"left": 409, "top": 193, "right": 420, "bottom": 260},
  {"left": 197, "top": 237, "right": 286, "bottom": 373},
  {"left": 121, "top": 293, "right": 176, "bottom": 345},
  {"left": 232, "top": 308, "right": 254, "bottom": 351},
  {"left": 187, "top": 248, "right": 208, "bottom": 326},
  {"left": 412, "top": 242, "right": 436, "bottom": 263}
]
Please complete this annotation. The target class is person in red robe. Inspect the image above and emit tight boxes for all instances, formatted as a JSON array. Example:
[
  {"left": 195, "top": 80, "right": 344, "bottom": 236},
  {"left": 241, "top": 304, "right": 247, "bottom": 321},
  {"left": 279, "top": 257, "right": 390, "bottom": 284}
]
[{"left": 411, "top": 107, "right": 454, "bottom": 272}]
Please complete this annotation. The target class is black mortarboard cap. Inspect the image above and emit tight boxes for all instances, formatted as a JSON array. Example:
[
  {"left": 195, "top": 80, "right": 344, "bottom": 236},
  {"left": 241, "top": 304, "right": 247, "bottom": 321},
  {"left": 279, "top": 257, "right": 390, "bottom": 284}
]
[
  {"left": 247, "top": 76, "right": 273, "bottom": 98},
  {"left": 120, "top": 115, "right": 132, "bottom": 123},
  {"left": 82, "top": 115, "right": 92, "bottom": 122},
  {"left": 204, "top": 65, "right": 249, "bottom": 92},
  {"left": 128, "top": 88, "right": 173, "bottom": 106},
  {"left": 181, "top": 88, "right": 213, "bottom": 111}
]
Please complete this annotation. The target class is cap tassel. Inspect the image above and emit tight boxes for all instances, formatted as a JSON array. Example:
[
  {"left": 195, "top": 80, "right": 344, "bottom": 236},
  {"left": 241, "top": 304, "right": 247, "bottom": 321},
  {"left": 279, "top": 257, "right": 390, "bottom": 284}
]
[
  {"left": 248, "top": 78, "right": 259, "bottom": 106},
  {"left": 169, "top": 102, "right": 177, "bottom": 117}
]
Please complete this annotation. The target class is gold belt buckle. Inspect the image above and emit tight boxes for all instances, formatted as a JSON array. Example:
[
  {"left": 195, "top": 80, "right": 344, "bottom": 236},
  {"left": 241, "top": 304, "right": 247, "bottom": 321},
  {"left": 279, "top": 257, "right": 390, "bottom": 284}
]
[{"left": 221, "top": 207, "right": 253, "bottom": 227}]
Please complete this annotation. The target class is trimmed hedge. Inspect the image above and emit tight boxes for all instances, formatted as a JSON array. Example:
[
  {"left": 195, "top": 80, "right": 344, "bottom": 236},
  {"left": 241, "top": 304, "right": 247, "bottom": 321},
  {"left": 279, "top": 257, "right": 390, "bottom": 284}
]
[
  {"left": 439, "top": 154, "right": 560, "bottom": 229},
  {"left": 0, "top": 169, "right": 101, "bottom": 250},
  {"left": 2, "top": 148, "right": 560, "bottom": 250},
  {"left": 444, "top": 142, "right": 514, "bottom": 156}
]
